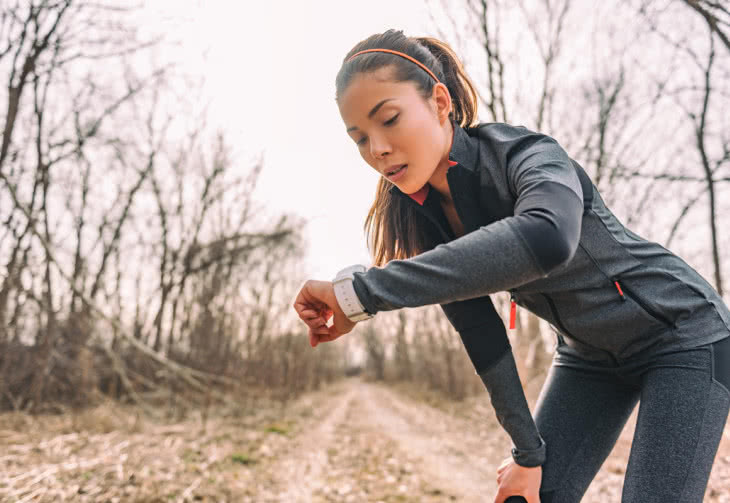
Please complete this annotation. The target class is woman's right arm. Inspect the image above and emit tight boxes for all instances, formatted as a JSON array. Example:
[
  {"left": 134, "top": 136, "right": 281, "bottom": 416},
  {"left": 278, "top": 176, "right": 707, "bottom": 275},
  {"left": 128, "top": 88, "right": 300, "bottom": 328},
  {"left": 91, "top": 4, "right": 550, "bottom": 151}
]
[{"left": 440, "top": 295, "right": 546, "bottom": 468}]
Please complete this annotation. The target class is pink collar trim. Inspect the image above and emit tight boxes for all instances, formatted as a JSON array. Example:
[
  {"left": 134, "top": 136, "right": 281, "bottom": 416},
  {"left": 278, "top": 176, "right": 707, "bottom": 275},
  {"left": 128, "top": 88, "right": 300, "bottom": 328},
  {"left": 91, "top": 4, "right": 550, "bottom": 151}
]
[{"left": 407, "top": 160, "right": 458, "bottom": 205}]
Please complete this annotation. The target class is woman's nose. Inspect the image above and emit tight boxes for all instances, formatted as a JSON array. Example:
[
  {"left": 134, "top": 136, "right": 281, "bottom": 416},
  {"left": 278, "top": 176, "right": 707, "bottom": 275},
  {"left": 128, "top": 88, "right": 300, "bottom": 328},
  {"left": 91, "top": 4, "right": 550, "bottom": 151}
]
[{"left": 369, "top": 136, "right": 391, "bottom": 159}]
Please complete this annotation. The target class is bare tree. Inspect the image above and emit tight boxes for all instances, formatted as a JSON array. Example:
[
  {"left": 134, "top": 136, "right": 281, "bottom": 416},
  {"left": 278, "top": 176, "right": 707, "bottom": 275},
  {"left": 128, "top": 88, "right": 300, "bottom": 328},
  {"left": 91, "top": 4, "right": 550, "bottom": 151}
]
[
  {"left": 393, "top": 310, "right": 413, "bottom": 381},
  {"left": 613, "top": 0, "right": 730, "bottom": 295},
  {"left": 516, "top": 0, "right": 572, "bottom": 131},
  {"left": 0, "top": 1, "right": 327, "bottom": 412},
  {"left": 682, "top": 0, "right": 730, "bottom": 53}
]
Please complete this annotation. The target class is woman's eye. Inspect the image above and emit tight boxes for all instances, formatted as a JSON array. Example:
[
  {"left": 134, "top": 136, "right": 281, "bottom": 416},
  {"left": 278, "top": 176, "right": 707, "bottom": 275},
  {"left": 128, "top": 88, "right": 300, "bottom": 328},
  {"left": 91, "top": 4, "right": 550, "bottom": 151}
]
[
  {"left": 384, "top": 113, "right": 399, "bottom": 126},
  {"left": 354, "top": 114, "right": 398, "bottom": 147}
]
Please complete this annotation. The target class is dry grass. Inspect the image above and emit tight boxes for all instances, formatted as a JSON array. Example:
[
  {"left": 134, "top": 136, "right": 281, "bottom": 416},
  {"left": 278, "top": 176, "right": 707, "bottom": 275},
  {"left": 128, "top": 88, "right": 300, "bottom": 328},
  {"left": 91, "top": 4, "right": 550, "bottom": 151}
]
[
  {"left": 1, "top": 379, "right": 728, "bottom": 502},
  {"left": 0, "top": 392, "right": 295, "bottom": 502}
]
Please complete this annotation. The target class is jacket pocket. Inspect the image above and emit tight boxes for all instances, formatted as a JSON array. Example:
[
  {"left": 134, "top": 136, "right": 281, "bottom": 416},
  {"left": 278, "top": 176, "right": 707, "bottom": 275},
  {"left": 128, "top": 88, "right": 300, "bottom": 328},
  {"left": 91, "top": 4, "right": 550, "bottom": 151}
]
[
  {"left": 551, "top": 283, "right": 671, "bottom": 358},
  {"left": 612, "top": 275, "right": 675, "bottom": 329}
]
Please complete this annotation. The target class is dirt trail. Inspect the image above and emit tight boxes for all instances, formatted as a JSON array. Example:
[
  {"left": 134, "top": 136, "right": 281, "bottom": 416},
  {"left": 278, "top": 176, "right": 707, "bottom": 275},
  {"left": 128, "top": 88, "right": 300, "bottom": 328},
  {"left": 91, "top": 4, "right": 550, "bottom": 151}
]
[
  {"left": 254, "top": 379, "right": 510, "bottom": 502},
  {"left": 236, "top": 378, "right": 503, "bottom": 502},
  {"left": 217, "top": 378, "right": 730, "bottom": 502},
  {"left": 355, "top": 382, "right": 504, "bottom": 500},
  {"left": 1, "top": 376, "right": 729, "bottom": 502},
  {"left": 265, "top": 382, "right": 359, "bottom": 501},
  {"left": 238, "top": 377, "right": 730, "bottom": 502}
]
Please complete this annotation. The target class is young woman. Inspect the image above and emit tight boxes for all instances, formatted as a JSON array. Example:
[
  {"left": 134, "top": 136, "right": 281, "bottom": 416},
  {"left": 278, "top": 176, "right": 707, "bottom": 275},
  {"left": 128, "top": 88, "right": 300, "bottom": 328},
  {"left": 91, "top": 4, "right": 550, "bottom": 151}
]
[{"left": 292, "top": 29, "right": 730, "bottom": 503}]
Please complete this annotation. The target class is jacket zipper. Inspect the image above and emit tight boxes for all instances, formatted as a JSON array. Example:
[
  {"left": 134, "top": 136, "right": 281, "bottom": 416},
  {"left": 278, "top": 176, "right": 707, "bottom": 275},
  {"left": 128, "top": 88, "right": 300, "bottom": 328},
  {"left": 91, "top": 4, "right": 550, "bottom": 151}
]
[
  {"left": 397, "top": 166, "right": 469, "bottom": 242},
  {"left": 409, "top": 200, "right": 453, "bottom": 242},
  {"left": 542, "top": 291, "right": 620, "bottom": 364},
  {"left": 446, "top": 170, "right": 469, "bottom": 235},
  {"left": 509, "top": 292, "right": 517, "bottom": 329},
  {"left": 541, "top": 293, "right": 574, "bottom": 338},
  {"left": 611, "top": 276, "right": 675, "bottom": 328}
]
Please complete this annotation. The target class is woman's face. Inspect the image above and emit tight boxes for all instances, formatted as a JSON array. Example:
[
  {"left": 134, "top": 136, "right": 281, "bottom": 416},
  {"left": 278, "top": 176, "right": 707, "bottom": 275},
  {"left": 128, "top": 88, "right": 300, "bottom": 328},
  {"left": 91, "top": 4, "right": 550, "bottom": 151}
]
[{"left": 337, "top": 66, "right": 452, "bottom": 194}]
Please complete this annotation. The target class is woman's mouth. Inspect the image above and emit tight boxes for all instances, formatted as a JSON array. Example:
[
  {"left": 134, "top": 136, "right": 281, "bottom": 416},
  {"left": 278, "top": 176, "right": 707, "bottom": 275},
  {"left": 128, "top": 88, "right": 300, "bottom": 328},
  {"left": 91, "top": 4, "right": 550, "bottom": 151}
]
[{"left": 386, "top": 164, "right": 407, "bottom": 181}]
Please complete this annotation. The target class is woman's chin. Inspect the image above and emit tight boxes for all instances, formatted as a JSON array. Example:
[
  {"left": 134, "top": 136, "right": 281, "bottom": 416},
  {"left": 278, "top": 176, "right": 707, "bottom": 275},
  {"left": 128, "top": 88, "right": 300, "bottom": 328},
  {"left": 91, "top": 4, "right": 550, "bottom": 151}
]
[
  {"left": 394, "top": 181, "right": 412, "bottom": 192},
  {"left": 389, "top": 172, "right": 424, "bottom": 194},
  {"left": 401, "top": 182, "right": 427, "bottom": 195}
]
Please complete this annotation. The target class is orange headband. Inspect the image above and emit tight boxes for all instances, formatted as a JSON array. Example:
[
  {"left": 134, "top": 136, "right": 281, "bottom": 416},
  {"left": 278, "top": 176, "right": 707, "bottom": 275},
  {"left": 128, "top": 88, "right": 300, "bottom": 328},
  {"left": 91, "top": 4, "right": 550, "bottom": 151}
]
[{"left": 346, "top": 48, "right": 441, "bottom": 84}]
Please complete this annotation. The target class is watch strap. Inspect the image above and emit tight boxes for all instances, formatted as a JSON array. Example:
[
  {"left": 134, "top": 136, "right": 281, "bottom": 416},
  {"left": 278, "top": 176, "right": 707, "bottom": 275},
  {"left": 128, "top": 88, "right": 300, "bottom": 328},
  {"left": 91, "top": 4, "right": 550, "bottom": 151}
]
[{"left": 333, "top": 265, "right": 374, "bottom": 322}]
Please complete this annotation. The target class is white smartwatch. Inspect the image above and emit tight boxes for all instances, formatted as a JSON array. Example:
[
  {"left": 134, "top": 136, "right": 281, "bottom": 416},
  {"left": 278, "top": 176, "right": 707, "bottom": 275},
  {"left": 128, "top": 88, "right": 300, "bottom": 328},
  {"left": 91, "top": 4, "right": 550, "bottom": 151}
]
[{"left": 332, "top": 264, "right": 375, "bottom": 322}]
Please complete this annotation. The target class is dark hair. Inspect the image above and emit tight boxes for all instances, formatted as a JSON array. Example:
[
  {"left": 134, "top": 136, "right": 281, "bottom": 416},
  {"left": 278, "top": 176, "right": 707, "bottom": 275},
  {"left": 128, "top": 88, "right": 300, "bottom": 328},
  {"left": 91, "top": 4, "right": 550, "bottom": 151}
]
[{"left": 335, "top": 29, "right": 480, "bottom": 267}]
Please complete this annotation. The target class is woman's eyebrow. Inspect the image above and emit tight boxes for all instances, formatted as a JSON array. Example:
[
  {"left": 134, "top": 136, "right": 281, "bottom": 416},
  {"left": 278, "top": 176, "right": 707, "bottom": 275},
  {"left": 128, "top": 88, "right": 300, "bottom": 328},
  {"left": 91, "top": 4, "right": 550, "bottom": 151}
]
[{"left": 346, "top": 98, "right": 395, "bottom": 132}]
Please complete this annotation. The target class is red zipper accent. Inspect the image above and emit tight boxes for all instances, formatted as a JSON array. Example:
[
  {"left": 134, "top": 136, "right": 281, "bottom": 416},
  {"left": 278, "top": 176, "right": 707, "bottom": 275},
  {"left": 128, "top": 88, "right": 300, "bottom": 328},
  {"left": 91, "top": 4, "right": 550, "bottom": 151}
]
[
  {"left": 509, "top": 295, "right": 517, "bottom": 329},
  {"left": 614, "top": 280, "right": 626, "bottom": 300}
]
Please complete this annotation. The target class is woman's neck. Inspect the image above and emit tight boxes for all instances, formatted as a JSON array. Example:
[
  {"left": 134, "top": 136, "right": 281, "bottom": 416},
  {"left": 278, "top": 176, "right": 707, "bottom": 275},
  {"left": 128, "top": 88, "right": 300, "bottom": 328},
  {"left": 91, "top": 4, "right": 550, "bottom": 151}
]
[{"left": 427, "top": 120, "right": 455, "bottom": 205}]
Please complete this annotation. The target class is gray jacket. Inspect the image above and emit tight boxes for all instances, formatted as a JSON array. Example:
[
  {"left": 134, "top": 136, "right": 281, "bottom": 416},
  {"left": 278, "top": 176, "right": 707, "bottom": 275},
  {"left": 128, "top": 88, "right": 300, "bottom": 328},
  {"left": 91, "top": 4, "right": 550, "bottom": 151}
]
[{"left": 349, "top": 119, "right": 730, "bottom": 466}]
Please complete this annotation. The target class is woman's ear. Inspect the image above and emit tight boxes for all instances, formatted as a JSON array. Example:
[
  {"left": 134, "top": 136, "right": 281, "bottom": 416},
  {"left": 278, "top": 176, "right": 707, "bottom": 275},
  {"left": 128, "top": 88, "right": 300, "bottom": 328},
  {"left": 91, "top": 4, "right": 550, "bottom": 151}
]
[{"left": 432, "top": 83, "right": 452, "bottom": 124}]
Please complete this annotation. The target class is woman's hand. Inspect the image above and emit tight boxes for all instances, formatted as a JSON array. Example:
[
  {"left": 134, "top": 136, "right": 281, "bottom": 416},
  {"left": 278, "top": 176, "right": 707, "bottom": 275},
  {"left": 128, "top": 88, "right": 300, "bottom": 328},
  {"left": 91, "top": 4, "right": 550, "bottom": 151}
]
[
  {"left": 292, "top": 279, "right": 357, "bottom": 347},
  {"left": 495, "top": 456, "right": 542, "bottom": 503}
]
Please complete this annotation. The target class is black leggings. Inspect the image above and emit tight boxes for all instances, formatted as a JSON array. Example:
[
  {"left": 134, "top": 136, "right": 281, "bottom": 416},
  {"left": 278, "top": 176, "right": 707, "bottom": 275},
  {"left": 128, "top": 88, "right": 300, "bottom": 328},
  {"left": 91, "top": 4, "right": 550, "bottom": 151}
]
[{"left": 534, "top": 335, "right": 730, "bottom": 502}]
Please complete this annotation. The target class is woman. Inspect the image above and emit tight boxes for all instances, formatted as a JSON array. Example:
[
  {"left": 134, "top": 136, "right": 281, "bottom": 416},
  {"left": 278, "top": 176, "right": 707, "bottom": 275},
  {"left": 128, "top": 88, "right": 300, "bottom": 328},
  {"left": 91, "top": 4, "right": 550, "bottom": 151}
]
[{"left": 292, "top": 29, "right": 730, "bottom": 503}]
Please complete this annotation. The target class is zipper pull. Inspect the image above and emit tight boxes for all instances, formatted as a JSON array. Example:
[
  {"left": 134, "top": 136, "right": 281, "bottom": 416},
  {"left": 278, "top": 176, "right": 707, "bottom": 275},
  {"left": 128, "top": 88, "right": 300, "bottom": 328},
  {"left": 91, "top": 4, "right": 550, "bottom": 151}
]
[
  {"left": 613, "top": 278, "right": 626, "bottom": 301},
  {"left": 509, "top": 292, "right": 517, "bottom": 329}
]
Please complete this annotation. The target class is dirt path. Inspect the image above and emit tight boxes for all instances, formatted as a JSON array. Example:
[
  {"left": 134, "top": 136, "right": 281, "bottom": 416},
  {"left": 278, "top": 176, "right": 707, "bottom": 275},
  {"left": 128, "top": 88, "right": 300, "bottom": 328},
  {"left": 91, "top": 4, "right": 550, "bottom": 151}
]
[
  {"left": 1, "top": 376, "right": 729, "bottom": 502},
  {"left": 254, "top": 380, "right": 511, "bottom": 502}
]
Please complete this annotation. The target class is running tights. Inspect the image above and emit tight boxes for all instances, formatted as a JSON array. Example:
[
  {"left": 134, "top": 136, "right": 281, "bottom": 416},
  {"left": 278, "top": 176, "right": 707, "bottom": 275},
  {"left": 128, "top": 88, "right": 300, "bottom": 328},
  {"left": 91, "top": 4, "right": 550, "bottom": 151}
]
[{"left": 534, "top": 335, "right": 730, "bottom": 502}]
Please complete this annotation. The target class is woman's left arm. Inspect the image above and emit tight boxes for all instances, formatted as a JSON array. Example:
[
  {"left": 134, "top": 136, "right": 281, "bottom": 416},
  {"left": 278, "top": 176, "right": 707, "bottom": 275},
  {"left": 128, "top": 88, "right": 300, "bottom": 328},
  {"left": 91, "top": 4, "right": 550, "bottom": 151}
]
[{"left": 350, "top": 131, "right": 585, "bottom": 315}]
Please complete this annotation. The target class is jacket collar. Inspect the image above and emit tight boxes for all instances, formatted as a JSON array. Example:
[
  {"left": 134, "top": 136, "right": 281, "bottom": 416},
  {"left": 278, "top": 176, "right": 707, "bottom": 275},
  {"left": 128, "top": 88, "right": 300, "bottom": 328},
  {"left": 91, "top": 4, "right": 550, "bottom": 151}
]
[{"left": 388, "top": 118, "right": 480, "bottom": 206}]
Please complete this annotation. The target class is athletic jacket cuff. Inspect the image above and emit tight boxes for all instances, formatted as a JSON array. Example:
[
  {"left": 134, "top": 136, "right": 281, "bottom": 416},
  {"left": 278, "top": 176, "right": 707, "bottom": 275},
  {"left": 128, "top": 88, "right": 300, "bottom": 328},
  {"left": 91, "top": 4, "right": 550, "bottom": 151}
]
[
  {"left": 351, "top": 271, "right": 378, "bottom": 315},
  {"left": 512, "top": 436, "right": 547, "bottom": 467}
]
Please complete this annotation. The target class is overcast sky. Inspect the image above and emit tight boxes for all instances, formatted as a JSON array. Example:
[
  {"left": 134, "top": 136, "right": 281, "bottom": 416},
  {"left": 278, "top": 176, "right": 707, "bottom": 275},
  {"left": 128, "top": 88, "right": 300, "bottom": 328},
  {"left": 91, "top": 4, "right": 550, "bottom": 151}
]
[{"left": 135, "top": 1, "right": 442, "bottom": 282}]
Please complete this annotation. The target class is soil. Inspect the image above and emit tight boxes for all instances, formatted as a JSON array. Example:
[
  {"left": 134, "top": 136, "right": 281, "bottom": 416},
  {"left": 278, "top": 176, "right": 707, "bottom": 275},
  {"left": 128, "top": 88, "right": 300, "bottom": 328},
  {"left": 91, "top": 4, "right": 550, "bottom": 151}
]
[{"left": 1, "top": 377, "right": 728, "bottom": 502}]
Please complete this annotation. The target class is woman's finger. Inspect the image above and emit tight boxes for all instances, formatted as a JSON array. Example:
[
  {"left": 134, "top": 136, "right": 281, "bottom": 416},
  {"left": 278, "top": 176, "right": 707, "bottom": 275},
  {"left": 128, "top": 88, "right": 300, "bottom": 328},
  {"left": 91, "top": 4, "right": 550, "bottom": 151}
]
[
  {"left": 497, "top": 458, "right": 511, "bottom": 472},
  {"left": 300, "top": 308, "right": 328, "bottom": 320},
  {"left": 300, "top": 316, "right": 328, "bottom": 331},
  {"left": 308, "top": 324, "right": 342, "bottom": 343},
  {"left": 317, "top": 330, "right": 340, "bottom": 343},
  {"left": 296, "top": 306, "right": 322, "bottom": 320},
  {"left": 301, "top": 316, "right": 327, "bottom": 330},
  {"left": 309, "top": 328, "right": 329, "bottom": 343},
  {"left": 293, "top": 280, "right": 332, "bottom": 314},
  {"left": 311, "top": 324, "right": 330, "bottom": 335}
]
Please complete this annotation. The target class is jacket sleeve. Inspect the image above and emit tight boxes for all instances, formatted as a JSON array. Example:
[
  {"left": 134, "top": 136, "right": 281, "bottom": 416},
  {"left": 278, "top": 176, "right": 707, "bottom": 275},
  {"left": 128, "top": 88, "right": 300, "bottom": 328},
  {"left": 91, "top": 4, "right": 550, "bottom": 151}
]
[
  {"left": 440, "top": 295, "right": 546, "bottom": 466},
  {"left": 350, "top": 125, "right": 584, "bottom": 315}
]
